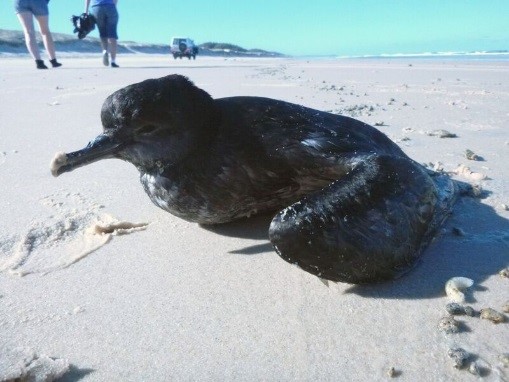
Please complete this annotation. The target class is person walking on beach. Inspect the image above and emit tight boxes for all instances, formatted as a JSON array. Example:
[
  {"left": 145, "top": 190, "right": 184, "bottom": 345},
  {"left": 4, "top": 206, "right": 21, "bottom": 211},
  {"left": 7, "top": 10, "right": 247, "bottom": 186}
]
[
  {"left": 85, "top": 0, "right": 120, "bottom": 68},
  {"left": 14, "top": 0, "right": 62, "bottom": 69}
]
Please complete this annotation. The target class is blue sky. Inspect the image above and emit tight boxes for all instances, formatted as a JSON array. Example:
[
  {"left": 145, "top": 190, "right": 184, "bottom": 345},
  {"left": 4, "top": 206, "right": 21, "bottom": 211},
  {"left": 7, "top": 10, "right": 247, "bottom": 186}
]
[{"left": 1, "top": 0, "right": 508, "bottom": 56}]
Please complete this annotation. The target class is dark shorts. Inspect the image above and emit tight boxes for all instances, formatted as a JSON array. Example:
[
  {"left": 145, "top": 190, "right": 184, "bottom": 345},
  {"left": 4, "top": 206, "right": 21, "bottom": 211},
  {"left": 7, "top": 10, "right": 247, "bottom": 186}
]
[
  {"left": 90, "top": 4, "right": 119, "bottom": 39},
  {"left": 14, "top": 0, "right": 49, "bottom": 16}
]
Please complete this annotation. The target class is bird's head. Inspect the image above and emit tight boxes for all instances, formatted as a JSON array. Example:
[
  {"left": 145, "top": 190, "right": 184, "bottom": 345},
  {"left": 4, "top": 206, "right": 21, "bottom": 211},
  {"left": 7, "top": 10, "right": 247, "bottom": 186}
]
[{"left": 51, "top": 74, "right": 218, "bottom": 177}]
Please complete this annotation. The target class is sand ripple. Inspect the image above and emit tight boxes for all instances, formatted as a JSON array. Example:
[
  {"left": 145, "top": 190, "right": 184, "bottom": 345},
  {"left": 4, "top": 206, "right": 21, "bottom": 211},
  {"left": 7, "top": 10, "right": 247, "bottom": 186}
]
[{"left": 0, "top": 192, "right": 148, "bottom": 276}]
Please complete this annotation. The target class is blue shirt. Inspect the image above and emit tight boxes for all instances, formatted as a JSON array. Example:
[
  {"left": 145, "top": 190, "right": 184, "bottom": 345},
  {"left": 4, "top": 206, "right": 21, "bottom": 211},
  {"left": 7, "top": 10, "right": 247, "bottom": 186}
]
[{"left": 91, "top": 0, "right": 115, "bottom": 6}]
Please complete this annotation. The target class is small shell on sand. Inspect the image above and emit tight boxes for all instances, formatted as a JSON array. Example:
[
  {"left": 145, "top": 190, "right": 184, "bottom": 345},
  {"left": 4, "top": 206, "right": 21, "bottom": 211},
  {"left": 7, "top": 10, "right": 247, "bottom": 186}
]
[
  {"left": 468, "top": 361, "right": 480, "bottom": 376},
  {"left": 427, "top": 129, "right": 457, "bottom": 138},
  {"left": 446, "top": 302, "right": 465, "bottom": 315},
  {"left": 448, "top": 348, "right": 470, "bottom": 369},
  {"left": 426, "top": 161, "right": 444, "bottom": 172},
  {"left": 445, "top": 277, "right": 474, "bottom": 303},
  {"left": 464, "top": 306, "right": 477, "bottom": 317},
  {"left": 499, "top": 353, "right": 509, "bottom": 367},
  {"left": 438, "top": 316, "right": 461, "bottom": 334},
  {"left": 50, "top": 152, "right": 67, "bottom": 177},
  {"left": 469, "top": 184, "right": 483, "bottom": 198},
  {"left": 499, "top": 267, "right": 509, "bottom": 278},
  {"left": 454, "top": 164, "right": 487, "bottom": 182},
  {"left": 502, "top": 301, "right": 509, "bottom": 314},
  {"left": 445, "top": 303, "right": 477, "bottom": 317},
  {"left": 480, "top": 308, "right": 506, "bottom": 324},
  {"left": 386, "top": 367, "right": 400, "bottom": 378},
  {"left": 465, "top": 149, "right": 480, "bottom": 161}
]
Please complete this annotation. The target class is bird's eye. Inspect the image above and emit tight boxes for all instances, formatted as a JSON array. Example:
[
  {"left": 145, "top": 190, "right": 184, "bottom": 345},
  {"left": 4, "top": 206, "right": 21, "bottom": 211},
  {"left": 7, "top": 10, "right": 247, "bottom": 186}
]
[{"left": 137, "top": 124, "right": 158, "bottom": 135}]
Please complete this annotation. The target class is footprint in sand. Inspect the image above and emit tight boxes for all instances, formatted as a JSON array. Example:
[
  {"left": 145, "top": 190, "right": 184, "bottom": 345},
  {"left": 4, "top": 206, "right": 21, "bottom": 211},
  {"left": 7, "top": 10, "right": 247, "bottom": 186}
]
[
  {"left": 0, "top": 150, "right": 20, "bottom": 166},
  {"left": 0, "top": 151, "right": 8, "bottom": 165},
  {"left": 0, "top": 192, "right": 148, "bottom": 276}
]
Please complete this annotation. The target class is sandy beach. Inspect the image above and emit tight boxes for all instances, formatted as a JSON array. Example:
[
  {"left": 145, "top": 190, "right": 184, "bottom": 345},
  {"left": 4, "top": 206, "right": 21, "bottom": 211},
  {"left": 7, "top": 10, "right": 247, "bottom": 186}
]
[{"left": 0, "top": 55, "right": 508, "bottom": 381}]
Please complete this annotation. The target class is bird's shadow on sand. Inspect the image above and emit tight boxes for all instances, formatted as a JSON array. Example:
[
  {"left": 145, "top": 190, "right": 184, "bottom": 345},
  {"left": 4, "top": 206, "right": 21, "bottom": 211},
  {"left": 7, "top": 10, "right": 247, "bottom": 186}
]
[
  {"left": 201, "top": 196, "right": 508, "bottom": 300},
  {"left": 200, "top": 213, "right": 274, "bottom": 255},
  {"left": 56, "top": 365, "right": 95, "bottom": 382}
]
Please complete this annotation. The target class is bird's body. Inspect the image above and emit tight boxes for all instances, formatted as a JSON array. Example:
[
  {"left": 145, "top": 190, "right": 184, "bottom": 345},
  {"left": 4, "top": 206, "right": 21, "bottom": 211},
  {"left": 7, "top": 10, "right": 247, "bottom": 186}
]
[
  {"left": 51, "top": 75, "right": 458, "bottom": 283},
  {"left": 140, "top": 96, "right": 406, "bottom": 224}
]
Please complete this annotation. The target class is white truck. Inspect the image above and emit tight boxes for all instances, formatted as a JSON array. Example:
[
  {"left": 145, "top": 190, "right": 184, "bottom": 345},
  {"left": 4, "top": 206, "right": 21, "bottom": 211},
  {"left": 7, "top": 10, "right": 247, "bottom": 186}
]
[{"left": 170, "top": 37, "right": 198, "bottom": 60}]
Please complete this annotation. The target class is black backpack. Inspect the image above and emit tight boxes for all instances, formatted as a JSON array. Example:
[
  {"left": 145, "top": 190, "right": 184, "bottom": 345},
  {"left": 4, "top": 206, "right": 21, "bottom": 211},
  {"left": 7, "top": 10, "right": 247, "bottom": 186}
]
[{"left": 71, "top": 13, "right": 96, "bottom": 39}]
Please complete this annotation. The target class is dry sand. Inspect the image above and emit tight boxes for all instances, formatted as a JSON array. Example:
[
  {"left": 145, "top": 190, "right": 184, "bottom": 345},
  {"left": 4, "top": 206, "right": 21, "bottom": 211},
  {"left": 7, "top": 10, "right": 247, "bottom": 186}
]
[{"left": 0, "top": 55, "right": 508, "bottom": 381}]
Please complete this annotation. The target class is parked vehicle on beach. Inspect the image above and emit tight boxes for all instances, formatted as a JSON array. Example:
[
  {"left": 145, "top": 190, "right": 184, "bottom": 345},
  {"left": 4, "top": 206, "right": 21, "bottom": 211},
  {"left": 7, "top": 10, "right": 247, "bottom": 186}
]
[{"left": 170, "top": 37, "right": 198, "bottom": 60}]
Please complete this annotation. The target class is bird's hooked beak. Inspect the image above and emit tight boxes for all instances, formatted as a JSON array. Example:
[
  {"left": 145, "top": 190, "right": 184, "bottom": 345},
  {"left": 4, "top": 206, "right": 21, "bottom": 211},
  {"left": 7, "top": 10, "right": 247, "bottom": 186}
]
[{"left": 50, "top": 133, "right": 123, "bottom": 177}]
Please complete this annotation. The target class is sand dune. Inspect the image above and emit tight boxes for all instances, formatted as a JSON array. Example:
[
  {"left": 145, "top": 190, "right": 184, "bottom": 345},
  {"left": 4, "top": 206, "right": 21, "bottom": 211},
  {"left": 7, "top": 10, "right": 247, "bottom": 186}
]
[{"left": 0, "top": 28, "right": 284, "bottom": 57}]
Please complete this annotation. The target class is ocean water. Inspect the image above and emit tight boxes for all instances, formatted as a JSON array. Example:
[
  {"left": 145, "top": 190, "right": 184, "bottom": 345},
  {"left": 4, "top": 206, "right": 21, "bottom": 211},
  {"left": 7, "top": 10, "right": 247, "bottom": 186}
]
[
  {"left": 335, "top": 50, "right": 509, "bottom": 61},
  {"left": 295, "top": 50, "right": 509, "bottom": 61}
]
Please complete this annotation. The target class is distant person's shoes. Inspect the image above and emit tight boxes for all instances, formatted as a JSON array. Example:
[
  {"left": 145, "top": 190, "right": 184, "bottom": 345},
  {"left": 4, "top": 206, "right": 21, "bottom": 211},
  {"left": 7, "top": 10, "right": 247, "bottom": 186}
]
[
  {"left": 35, "top": 59, "right": 48, "bottom": 69},
  {"left": 111, "top": 62, "right": 119, "bottom": 68},
  {"left": 50, "top": 59, "right": 62, "bottom": 68},
  {"left": 102, "top": 51, "right": 109, "bottom": 66}
]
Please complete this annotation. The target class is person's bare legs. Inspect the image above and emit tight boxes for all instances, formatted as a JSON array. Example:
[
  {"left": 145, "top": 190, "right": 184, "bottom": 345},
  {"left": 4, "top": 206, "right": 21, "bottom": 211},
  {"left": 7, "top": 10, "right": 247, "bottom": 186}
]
[
  {"left": 16, "top": 12, "right": 41, "bottom": 60},
  {"left": 99, "top": 37, "right": 108, "bottom": 51},
  {"left": 109, "top": 38, "right": 117, "bottom": 63},
  {"left": 99, "top": 37, "right": 109, "bottom": 66},
  {"left": 35, "top": 15, "right": 57, "bottom": 60}
]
